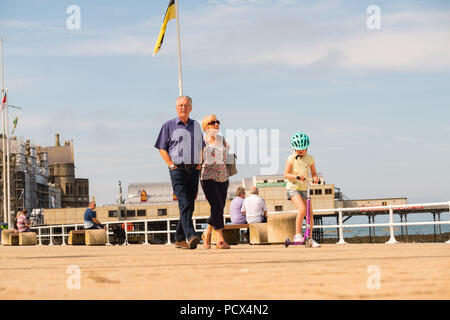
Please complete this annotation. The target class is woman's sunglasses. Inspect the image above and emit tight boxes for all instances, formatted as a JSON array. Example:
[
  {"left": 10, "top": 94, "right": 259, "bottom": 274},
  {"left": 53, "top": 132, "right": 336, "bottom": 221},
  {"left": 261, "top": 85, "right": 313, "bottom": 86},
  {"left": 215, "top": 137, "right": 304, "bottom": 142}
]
[{"left": 208, "top": 120, "right": 220, "bottom": 125}]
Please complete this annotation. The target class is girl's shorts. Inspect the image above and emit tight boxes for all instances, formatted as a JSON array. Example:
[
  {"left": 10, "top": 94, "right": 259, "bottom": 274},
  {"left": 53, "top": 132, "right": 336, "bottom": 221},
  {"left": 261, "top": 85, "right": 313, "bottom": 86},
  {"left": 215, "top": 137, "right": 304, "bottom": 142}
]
[{"left": 287, "top": 189, "right": 307, "bottom": 200}]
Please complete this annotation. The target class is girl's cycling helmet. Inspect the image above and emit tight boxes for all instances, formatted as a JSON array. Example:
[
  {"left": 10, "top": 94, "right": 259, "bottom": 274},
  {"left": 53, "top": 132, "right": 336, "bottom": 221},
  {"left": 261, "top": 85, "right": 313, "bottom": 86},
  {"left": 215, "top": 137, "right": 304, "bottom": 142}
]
[{"left": 291, "top": 131, "right": 310, "bottom": 150}]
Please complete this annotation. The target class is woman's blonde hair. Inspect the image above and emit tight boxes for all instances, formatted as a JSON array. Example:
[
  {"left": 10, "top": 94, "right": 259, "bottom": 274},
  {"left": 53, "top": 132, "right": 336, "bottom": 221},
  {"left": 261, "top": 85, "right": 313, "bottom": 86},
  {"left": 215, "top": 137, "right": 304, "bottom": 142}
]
[
  {"left": 201, "top": 114, "right": 217, "bottom": 132},
  {"left": 235, "top": 186, "right": 246, "bottom": 197}
]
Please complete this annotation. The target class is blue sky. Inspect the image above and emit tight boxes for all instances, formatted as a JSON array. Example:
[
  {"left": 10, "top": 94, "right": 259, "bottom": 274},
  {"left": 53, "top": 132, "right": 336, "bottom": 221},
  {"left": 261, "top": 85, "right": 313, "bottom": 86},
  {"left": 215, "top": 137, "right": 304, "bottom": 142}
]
[{"left": 1, "top": 0, "right": 449, "bottom": 206}]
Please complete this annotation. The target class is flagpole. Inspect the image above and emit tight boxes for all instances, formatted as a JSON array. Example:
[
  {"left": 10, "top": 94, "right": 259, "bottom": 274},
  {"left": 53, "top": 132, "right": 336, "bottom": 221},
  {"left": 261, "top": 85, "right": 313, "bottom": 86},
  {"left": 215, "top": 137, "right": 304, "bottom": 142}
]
[
  {"left": 1, "top": 38, "right": 7, "bottom": 227},
  {"left": 175, "top": 0, "right": 183, "bottom": 96},
  {"left": 6, "top": 94, "right": 10, "bottom": 228}
]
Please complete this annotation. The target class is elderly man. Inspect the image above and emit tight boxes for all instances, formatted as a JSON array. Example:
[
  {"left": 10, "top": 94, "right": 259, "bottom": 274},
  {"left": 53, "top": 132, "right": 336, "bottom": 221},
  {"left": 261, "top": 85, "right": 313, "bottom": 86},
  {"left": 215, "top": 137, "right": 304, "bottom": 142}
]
[
  {"left": 84, "top": 201, "right": 105, "bottom": 230},
  {"left": 154, "top": 96, "right": 204, "bottom": 249},
  {"left": 241, "top": 186, "right": 267, "bottom": 224}
]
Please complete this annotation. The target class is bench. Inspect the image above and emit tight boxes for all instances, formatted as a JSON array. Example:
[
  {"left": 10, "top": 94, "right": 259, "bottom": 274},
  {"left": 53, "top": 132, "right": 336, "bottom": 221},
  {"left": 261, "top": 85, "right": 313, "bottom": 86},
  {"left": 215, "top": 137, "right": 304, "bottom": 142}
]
[
  {"left": 211, "top": 224, "right": 249, "bottom": 245},
  {"left": 1, "top": 230, "right": 36, "bottom": 246},
  {"left": 68, "top": 229, "right": 107, "bottom": 246}
]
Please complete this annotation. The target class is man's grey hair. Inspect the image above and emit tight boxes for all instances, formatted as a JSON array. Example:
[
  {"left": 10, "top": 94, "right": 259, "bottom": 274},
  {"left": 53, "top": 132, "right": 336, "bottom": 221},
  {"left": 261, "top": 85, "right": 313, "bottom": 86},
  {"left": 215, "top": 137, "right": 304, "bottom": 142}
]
[
  {"left": 250, "top": 186, "right": 259, "bottom": 195},
  {"left": 177, "top": 96, "right": 192, "bottom": 106}
]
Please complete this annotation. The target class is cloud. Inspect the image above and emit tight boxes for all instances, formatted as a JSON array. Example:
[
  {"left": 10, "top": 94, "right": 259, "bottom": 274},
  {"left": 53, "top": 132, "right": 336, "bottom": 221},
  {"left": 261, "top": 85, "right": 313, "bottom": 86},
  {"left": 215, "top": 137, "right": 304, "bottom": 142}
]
[
  {"left": 394, "top": 137, "right": 416, "bottom": 143},
  {"left": 8, "top": 3, "right": 450, "bottom": 72},
  {"left": 320, "top": 127, "right": 380, "bottom": 136}
]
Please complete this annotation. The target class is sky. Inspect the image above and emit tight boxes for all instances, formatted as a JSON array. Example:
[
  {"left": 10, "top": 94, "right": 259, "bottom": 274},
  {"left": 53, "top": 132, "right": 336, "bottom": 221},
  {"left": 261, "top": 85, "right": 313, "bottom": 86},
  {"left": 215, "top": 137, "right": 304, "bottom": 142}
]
[{"left": 0, "top": 0, "right": 449, "bottom": 206}]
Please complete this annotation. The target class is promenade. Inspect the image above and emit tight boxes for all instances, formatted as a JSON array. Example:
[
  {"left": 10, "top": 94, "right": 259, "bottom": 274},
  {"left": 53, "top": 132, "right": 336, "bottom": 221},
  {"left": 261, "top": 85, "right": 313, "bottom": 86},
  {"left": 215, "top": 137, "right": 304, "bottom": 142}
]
[{"left": 1, "top": 243, "right": 449, "bottom": 300}]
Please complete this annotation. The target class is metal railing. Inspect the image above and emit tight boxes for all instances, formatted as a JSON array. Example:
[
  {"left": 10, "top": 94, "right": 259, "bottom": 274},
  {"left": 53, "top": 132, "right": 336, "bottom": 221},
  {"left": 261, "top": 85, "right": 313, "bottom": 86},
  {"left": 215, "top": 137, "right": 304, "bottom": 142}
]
[{"left": 30, "top": 201, "right": 450, "bottom": 245}]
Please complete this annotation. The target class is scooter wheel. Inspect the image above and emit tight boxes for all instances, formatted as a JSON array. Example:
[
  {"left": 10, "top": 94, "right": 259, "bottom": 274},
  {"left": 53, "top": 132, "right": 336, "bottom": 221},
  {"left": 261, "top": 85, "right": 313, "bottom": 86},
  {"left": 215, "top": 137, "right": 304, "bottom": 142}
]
[
  {"left": 305, "top": 239, "right": 312, "bottom": 248},
  {"left": 284, "top": 238, "right": 290, "bottom": 248}
]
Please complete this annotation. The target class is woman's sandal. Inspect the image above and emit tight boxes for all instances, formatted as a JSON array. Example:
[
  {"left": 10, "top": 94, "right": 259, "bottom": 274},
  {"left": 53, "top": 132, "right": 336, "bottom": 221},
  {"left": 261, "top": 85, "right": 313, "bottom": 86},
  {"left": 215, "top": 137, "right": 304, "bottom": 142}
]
[
  {"left": 216, "top": 240, "right": 231, "bottom": 249},
  {"left": 202, "top": 232, "right": 211, "bottom": 249}
]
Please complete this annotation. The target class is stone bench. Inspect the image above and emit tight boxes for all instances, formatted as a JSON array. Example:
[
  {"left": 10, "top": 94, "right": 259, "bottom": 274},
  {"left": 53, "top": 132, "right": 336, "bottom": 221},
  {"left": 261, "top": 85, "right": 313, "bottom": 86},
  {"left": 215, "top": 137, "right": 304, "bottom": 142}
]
[
  {"left": 211, "top": 224, "right": 249, "bottom": 245},
  {"left": 68, "top": 229, "right": 107, "bottom": 246},
  {"left": 267, "top": 212, "right": 297, "bottom": 244},
  {"left": 1, "top": 230, "right": 36, "bottom": 246}
]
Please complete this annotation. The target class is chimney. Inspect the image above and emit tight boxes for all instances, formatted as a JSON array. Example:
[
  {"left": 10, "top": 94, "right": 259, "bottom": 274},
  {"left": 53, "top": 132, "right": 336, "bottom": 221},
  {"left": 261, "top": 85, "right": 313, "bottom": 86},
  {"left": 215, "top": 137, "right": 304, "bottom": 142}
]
[{"left": 55, "top": 133, "right": 61, "bottom": 147}]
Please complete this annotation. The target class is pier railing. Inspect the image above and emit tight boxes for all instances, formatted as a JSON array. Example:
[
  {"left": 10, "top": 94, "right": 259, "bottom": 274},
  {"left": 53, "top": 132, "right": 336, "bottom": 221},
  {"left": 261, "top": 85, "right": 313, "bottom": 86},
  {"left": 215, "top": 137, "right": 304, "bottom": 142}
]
[{"left": 30, "top": 201, "right": 450, "bottom": 246}]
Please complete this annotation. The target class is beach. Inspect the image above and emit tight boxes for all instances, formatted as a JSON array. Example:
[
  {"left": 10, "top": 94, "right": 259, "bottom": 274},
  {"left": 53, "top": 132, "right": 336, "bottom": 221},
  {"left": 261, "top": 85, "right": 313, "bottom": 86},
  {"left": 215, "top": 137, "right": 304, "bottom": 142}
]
[{"left": 1, "top": 243, "right": 449, "bottom": 300}]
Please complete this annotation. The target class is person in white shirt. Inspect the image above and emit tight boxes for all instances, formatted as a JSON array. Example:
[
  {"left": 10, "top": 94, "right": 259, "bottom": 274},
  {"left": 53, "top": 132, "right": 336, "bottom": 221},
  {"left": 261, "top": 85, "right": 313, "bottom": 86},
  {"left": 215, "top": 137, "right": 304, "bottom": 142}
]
[{"left": 241, "top": 187, "right": 267, "bottom": 223}]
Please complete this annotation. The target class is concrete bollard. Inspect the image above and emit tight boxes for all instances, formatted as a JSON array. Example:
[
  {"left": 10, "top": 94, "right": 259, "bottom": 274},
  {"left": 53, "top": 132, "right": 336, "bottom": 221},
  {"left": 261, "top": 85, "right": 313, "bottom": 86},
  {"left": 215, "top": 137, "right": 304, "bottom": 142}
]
[
  {"left": 267, "top": 212, "right": 297, "bottom": 244},
  {"left": 19, "top": 232, "right": 37, "bottom": 246},
  {"left": 68, "top": 230, "right": 86, "bottom": 245},
  {"left": 249, "top": 223, "right": 268, "bottom": 244},
  {"left": 1, "top": 230, "right": 19, "bottom": 246},
  {"left": 85, "top": 229, "right": 107, "bottom": 246}
]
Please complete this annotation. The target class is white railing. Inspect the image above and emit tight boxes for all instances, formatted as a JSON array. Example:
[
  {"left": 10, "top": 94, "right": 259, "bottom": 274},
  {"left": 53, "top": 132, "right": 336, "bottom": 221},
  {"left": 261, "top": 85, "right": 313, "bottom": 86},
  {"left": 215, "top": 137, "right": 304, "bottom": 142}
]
[{"left": 30, "top": 201, "right": 450, "bottom": 246}]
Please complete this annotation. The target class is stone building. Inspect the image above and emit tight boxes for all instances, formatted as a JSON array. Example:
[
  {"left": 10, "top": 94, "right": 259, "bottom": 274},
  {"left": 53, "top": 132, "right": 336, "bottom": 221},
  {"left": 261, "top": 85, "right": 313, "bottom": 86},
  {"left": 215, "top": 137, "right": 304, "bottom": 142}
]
[
  {"left": 0, "top": 136, "right": 55, "bottom": 224},
  {"left": 37, "top": 134, "right": 89, "bottom": 208}
]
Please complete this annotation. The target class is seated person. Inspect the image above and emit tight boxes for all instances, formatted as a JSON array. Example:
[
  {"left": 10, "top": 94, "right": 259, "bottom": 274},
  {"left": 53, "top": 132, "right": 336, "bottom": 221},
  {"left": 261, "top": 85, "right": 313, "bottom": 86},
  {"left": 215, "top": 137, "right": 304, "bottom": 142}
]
[
  {"left": 241, "top": 186, "right": 267, "bottom": 224},
  {"left": 84, "top": 201, "right": 105, "bottom": 230},
  {"left": 15, "top": 209, "right": 32, "bottom": 232},
  {"left": 230, "top": 186, "right": 247, "bottom": 225}
]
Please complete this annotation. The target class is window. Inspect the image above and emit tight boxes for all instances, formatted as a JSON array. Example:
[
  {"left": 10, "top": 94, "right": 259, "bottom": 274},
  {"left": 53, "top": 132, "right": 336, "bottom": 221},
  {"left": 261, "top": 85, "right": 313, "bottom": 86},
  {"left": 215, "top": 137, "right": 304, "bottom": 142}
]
[
  {"left": 137, "top": 210, "right": 146, "bottom": 217},
  {"left": 263, "top": 180, "right": 268, "bottom": 183},
  {"left": 277, "top": 180, "right": 284, "bottom": 183},
  {"left": 325, "top": 189, "right": 332, "bottom": 195},
  {"left": 315, "top": 189, "right": 322, "bottom": 195},
  {"left": 275, "top": 205, "right": 283, "bottom": 212},
  {"left": 382, "top": 201, "right": 387, "bottom": 206},
  {"left": 120, "top": 210, "right": 125, "bottom": 218},
  {"left": 158, "top": 208, "right": 167, "bottom": 216},
  {"left": 78, "top": 186, "right": 82, "bottom": 196},
  {"left": 126, "top": 210, "right": 136, "bottom": 217},
  {"left": 108, "top": 210, "right": 118, "bottom": 218},
  {"left": 65, "top": 184, "right": 70, "bottom": 195}
]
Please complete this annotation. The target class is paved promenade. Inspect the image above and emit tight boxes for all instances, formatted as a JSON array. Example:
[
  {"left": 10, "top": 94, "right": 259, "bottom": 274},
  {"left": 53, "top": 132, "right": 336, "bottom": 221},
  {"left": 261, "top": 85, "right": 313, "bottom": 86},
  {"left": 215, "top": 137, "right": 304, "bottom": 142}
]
[{"left": 1, "top": 243, "right": 449, "bottom": 299}]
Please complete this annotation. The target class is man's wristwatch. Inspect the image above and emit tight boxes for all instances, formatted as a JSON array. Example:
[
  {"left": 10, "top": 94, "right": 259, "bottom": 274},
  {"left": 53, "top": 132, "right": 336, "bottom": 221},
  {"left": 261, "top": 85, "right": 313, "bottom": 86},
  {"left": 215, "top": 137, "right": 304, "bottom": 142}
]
[
  {"left": 169, "top": 163, "right": 175, "bottom": 169},
  {"left": 296, "top": 175, "right": 301, "bottom": 180}
]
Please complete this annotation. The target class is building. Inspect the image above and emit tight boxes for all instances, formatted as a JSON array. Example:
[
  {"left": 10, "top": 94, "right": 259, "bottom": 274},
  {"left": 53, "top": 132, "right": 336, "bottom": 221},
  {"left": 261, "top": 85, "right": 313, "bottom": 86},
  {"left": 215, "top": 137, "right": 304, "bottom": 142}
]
[
  {"left": 0, "top": 136, "right": 54, "bottom": 224},
  {"left": 42, "top": 173, "right": 407, "bottom": 228},
  {"left": 37, "top": 134, "right": 89, "bottom": 208},
  {"left": 43, "top": 174, "right": 339, "bottom": 224},
  {"left": 0, "top": 133, "right": 90, "bottom": 225}
]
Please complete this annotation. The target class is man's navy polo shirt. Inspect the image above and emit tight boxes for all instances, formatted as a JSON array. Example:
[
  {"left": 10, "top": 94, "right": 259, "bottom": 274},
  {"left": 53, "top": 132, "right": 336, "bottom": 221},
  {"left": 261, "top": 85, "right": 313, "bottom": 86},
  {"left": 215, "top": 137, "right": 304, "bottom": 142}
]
[{"left": 154, "top": 117, "right": 205, "bottom": 165}]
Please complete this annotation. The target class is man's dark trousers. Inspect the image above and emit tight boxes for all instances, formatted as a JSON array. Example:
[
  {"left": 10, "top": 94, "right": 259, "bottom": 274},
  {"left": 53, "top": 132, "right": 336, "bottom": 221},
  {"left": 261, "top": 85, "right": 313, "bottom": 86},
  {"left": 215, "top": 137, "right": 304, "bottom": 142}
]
[{"left": 169, "top": 167, "right": 200, "bottom": 242}]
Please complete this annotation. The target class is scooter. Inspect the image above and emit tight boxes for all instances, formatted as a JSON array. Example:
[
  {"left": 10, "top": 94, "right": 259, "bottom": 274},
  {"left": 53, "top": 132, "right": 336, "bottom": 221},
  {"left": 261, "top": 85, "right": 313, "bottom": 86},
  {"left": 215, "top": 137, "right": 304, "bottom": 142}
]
[{"left": 284, "top": 178, "right": 321, "bottom": 248}]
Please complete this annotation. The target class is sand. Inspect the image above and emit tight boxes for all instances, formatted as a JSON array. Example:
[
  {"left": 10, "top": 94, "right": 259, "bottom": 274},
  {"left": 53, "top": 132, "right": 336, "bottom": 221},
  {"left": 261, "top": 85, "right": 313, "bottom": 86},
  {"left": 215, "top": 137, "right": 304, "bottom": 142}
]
[{"left": 0, "top": 243, "right": 449, "bottom": 300}]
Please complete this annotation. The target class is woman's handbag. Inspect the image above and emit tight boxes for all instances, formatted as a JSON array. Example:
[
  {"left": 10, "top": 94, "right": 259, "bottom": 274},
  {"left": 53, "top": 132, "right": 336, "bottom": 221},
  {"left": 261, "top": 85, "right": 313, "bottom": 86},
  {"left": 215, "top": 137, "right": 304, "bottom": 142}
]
[{"left": 226, "top": 152, "right": 237, "bottom": 176}]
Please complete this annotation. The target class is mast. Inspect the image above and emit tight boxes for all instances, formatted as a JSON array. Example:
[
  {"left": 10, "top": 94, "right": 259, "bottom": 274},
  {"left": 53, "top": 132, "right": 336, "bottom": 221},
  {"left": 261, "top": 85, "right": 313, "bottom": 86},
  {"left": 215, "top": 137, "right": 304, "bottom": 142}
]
[
  {"left": 1, "top": 38, "right": 7, "bottom": 226},
  {"left": 175, "top": 0, "right": 183, "bottom": 96}
]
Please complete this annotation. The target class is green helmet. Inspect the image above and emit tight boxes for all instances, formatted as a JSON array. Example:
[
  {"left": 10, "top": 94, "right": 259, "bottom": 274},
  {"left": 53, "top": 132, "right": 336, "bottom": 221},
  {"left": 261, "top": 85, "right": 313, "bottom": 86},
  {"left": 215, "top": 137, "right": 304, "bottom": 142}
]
[{"left": 291, "top": 131, "right": 310, "bottom": 150}]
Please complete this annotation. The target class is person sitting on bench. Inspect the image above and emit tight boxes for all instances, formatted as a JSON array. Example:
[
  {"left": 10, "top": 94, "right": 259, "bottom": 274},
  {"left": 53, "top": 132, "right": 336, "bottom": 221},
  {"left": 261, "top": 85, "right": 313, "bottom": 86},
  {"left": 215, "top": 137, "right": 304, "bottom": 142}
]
[
  {"left": 84, "top": 201, "right": 105, "bottom": 230},
  {"left": 241, "top": 187, "right": 267, "bottom": 223},
  {"left": 15, "top": 209, "right": 32, "bottom": 233}
]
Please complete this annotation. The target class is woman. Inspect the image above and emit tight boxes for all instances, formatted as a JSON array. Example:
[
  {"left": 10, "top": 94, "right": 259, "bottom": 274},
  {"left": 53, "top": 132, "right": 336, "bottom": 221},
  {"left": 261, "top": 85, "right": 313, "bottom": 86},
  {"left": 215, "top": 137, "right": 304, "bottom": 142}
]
[
  {"left": 15, "top": 209, "right": 32, "bottom": 233},
  {"left": 200, "top": 114, "right": 230, "bottom": 249}
]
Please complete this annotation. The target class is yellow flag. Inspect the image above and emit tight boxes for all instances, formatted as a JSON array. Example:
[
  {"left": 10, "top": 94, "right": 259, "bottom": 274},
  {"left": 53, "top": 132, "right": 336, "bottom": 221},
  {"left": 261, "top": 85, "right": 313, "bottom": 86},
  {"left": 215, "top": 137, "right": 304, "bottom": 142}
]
[{"left": 153, "top": 0, "right": 176, "bottom": 56}]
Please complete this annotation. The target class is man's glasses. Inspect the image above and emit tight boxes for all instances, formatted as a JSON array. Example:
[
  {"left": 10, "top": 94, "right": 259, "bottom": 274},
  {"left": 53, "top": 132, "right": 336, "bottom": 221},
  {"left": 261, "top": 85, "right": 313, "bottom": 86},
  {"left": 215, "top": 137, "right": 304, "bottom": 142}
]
[{"left": 208, "top": 120, "right": 220, "bottom": 125}]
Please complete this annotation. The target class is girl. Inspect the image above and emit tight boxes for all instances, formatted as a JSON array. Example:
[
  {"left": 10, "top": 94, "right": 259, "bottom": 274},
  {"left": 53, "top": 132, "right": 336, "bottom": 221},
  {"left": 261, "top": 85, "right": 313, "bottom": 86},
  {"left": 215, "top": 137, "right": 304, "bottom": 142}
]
[{"left": 284, "top": 131, "right": 321, "bottom": 248}]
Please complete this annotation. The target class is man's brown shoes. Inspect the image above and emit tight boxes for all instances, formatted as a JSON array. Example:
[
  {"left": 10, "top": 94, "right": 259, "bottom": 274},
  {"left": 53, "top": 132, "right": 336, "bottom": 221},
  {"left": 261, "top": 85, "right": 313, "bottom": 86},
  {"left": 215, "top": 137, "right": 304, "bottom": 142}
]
[
  {"left": 187, "top": 236, "right": 200, "bottom": 249},
  {"left": 175, "top": 241, "right": 189, "bottom": 249},
  {"left": 175, "top": 236, "right": 200, "bottom": 249}
]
